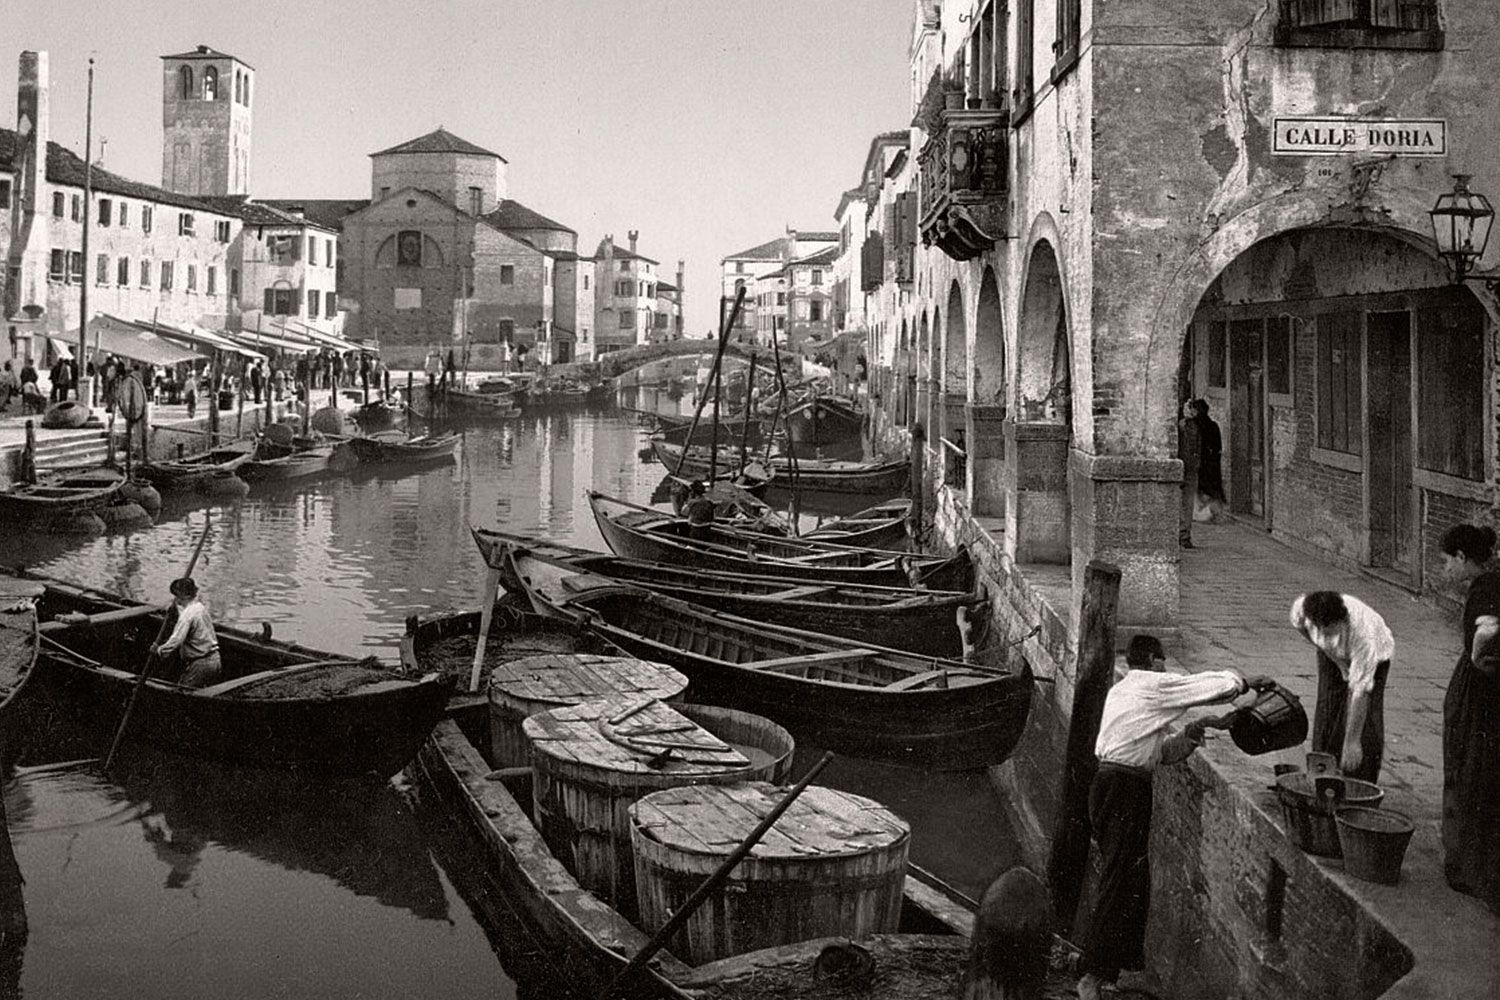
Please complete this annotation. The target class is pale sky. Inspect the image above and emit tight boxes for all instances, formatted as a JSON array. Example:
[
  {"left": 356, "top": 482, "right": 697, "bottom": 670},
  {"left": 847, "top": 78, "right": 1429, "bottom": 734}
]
[{"left": 10, "top": 0, "right": 916, "bottom": 338}]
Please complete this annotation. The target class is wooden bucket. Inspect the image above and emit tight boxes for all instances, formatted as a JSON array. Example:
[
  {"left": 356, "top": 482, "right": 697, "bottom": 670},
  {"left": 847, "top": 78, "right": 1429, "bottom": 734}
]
[
  {"left": 524, "top": 699, "right": 794, "bottom": 916},
  {"left": 487, "top": 653, "right": 687, "bottom": 767},
  {"left": 631, "top": 782, "right": 910, "bottom": 964}
]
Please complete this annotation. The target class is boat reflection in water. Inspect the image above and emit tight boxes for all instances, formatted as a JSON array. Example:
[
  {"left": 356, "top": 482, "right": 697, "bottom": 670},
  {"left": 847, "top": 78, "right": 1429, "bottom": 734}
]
[{"left": 2, "top": 751, "right": 509, "bottom": 999}]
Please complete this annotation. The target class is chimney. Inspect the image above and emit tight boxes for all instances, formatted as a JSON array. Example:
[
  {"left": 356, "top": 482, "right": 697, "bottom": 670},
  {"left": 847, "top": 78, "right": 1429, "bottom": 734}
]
[
  {"left": 196, "top": 44, "right": 211, "bottom": 53},
  {"left": 284, "top": 205, "right": 306, "bottom": 219},
  {"left": 628, "top": 230, "right": 638, "bottom": 253},
  {"left": 15, "top": 51, "right": 48, "bottom": 219},
  {"left": 7, "top": 51, "right": 51, "bottom": 325}
]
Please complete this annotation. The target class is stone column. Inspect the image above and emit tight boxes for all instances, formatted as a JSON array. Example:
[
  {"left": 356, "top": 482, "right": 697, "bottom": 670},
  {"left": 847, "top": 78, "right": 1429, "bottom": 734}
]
[
  {"left": 1005, "top": 420, "right": 1071, "bottom": 564},
  {"left": 967, "top": 402, "right": 1007, "bottom": 516},
  {"left": 1068, "top": 453, "right": 1181, "bottom": 630}
]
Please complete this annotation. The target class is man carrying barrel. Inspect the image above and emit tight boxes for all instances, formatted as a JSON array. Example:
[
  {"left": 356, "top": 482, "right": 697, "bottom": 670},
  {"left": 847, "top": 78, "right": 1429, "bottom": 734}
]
[
  {"left": 1076, "top": 636, "right": 1275, "bottom": 1000},
  {"left": 1289, "top": 590, "right": 1393, "bottom": 783}
]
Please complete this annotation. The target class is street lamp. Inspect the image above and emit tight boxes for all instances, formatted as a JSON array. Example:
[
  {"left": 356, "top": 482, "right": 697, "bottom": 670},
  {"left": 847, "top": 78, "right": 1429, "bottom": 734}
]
[{"left": 1428, "top": 174, "right": 1497, "bottom": 292}]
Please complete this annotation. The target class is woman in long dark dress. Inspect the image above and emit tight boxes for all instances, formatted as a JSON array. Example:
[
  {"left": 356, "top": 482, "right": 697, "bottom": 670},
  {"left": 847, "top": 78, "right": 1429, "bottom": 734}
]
[
  {"left": 1192, "top": 399, "right": 1225, "bottom": 504},
  {"left": 1439, "top": 523, "right": 1500, "bottom": 914}
]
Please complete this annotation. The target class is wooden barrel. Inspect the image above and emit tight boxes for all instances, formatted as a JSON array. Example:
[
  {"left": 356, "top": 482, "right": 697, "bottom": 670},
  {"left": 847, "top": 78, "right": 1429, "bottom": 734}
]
[
  {"left": 487, "top": 654, "right": 688, "bottom": 767},
  {"left": 524, "top": 698, "right": 794, "bottom": 916},
  {"left": 630, "top": 782, "right": 910, "bottom": 964}
]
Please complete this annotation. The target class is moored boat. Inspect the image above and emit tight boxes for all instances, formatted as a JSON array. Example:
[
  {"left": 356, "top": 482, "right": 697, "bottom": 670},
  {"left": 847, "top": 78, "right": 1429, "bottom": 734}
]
[
  {"left": 16, "top": 571, "right": 452, "bottom": 778},
  {"left": 0, "top": 578, "right": 41, "bottom": 732},
  {"left": 802, "top": 498, "right": 912, "bottom": 551},
  {"left": 588, "top": 491, "right": 972, "bottom": 590},
  {"left": 345, "top": 430, "right": 460, "bottom": 466},
  {"left": 503, "top": 546, "right": 1031, "bottom": 770},
  {"left": 0, "top": 467, "right": 125, "bottom": 518},
  {"left": 238, "top": 436, "right": 336, "bottom": 482},
  {"left": 652, "top": 440, "right": 910, "bottom": 496},
  {"left": 138, "top": 442, "right": 255, "bottom": 491},
  {"left": 472, "top": 530, "right": 972, "bottom": 658},
  {"left": 785, "top": 394, "right": 863, "bottom": 448},
  {"left": 649, "top": 439, "right": 773, "bottom": 496}
]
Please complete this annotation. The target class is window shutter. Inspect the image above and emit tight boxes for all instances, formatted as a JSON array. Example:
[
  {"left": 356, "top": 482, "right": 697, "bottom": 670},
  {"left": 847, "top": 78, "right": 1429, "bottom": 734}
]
[
  {"left": 290, "top": 236, "right": 301, "bottom": 261},
  {"left": 1292, "top": 0, "right": 1359, "bottom": 26},
  {"left": 901, "top": 193, "right": 918, "bottom": 246},
  {"left": 264, "top": 288, "right": 275, "bottom": 313}
]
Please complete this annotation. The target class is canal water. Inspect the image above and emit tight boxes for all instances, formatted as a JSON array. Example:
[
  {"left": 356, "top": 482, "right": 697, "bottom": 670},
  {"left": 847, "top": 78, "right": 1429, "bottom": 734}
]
[{"left": 1, "top": 393, "right": 1017, "bottom": 998}]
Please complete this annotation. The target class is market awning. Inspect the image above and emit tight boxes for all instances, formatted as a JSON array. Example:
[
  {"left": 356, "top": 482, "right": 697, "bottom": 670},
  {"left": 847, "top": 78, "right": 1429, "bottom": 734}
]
[
  {"left": 269, "top": 320, "right": 370, "bottom": 353},
  {"left": 52, "top": 315, "right": 200, "bottom": 367},
  {"left": 174, "top": 324, "right": 268, "bottom": 360},
  {"left": 103, "top": 316, "right": 267, "bottom": 361},
  {"left": 229, "top": 329, "right": 322, "bottom": 355}
]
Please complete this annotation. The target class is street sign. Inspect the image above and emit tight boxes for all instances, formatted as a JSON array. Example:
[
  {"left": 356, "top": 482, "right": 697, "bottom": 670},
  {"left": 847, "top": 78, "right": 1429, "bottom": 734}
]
[{"left": 1271, "top": 117, "right": 1446, "bottom": 157}]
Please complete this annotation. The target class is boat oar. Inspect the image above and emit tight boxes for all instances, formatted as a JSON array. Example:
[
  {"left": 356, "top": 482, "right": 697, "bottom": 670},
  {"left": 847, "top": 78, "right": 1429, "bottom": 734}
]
[
  {"left": 103, "top": 513, "right": 213, "bottom": 769},
  {"left": 602, "top": 751, "right": 835, "bottom": 999}
]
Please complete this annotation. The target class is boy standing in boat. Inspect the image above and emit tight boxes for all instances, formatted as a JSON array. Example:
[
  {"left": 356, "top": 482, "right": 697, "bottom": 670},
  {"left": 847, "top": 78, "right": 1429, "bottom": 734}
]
[
  {"left": 1077, "top": 636, "right": 1273, "bottom": 1000},
  {"left": 152, "top": 578, "right": 221, "bottom": 688},
  {"left": 683, "top": 481, "right": 717, "bottom": 542}
]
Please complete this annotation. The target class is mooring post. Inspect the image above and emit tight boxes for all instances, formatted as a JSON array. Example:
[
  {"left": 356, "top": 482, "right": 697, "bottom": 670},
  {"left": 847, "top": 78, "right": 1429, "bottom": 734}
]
[
  {"left": 909, "top": 422, "right": 925, "bottom": 544},
  {"left": 1045, "top": 559, "right": 1123, "bottom": 936}
]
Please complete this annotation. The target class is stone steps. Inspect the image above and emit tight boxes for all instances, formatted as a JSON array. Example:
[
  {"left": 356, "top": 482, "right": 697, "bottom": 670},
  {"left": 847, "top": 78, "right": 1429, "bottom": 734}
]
[{"left": 31, "top": 432, "right": 112, "bottom": 472}]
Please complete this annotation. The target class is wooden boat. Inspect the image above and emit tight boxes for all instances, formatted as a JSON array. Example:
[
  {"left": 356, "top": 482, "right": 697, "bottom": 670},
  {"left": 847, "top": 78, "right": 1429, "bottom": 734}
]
[
  {"left": 503, "top": 547, "right": 1030, "bottom": 769},
  {"left": 445, "top": 385, "right": 519, "bottom": 414},
  {"left": 653, "top": 440, "right": 910, "bottom": 496},
  {"left": 785, "top": 394, "right": 863, "bottom": 448},
  {"left": 0, "top": 579, "right": 41, "bottom": 731},
  {"left": 803, "top": 498, "right": 912, "bottom": 551},
  {"left": 238, "top": 437, "right": 336, "bottom": 482},
  {"left": 414, "top": 719, "right": 1004, "bottom": 999},
  {"left": 345, "top": 430, "right": 460, "bottom": 465},
  {"left": 351, "top": 399, "right": 398, "bottom": 430},
  {"left": 398, "top": 603, "right": 623, "bottom": 724},
  {"left": 0, "top": 467, "right": 124, "bottom": 517},
  {"left": 472, "top": 530, "right": 973, "bottom": 658},
  {"left": 15, "top": 571, "right": 453, "bottom": 778},
  {"left": 654, "top": 413, "right": 762, "bottom": 448},
  {"left": 650, "top": 439, "right": 772, "bottom": 497},
  {"left": 588, "top": 491, "right": 972, "bottom": 590},
  {"left": 138, "top": 442, "right": 255, "bottom": 491}
]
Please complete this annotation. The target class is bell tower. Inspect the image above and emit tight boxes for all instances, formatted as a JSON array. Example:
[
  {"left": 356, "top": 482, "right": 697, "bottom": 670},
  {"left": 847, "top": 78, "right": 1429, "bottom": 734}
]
[{"left": 161, "top": 44, "right": 254, "bottom": 197}]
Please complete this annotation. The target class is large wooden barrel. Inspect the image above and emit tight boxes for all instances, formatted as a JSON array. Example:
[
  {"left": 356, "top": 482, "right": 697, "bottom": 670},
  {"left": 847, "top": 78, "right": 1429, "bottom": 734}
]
[
  {"left": 487, "top": 654, "right": 688, "bottom": 767},
  {"left": 524, "top": 698, "right": 794, "bottom": 916},
  {"left": 630, "top": 782, "right": 910, "bottom": 964}
]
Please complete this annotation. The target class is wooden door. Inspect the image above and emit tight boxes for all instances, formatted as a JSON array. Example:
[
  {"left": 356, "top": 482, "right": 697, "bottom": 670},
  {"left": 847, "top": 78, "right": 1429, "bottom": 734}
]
[
  {"left": 1229, "top": 320, "right": 1266, "bottom": 518},
  {"left": 1366, "top": 311, "right": 1414, "bottom": 575}
]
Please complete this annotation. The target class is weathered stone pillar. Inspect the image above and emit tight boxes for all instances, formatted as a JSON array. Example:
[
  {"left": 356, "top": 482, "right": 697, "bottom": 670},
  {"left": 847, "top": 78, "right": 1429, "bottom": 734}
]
[
  {"left": 967, "top": 402, "right": 1007, "bottom": 516},
  {"left": 1068, "top": 453, "right": 1181, "bottom": 630},
  {"left": 1005, "top": 420, "right": 1071, "bottom": 564},
  {"left": 915, "top": 379, "right": 933, "bottom": 453}
]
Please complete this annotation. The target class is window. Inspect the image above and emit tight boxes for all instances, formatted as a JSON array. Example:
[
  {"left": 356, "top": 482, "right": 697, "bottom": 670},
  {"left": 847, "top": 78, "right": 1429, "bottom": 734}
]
[
  {"left": 1055, "top": 0, "right": 1081, "bottom": 71},
  {"left": 235, "top": 70, "right": 243, "bottom": 104},
  {"left": 1276, "top": 0, "right": 1442, "bottom": 49},
  {"left": 0, "top": 179, "right": 10, "bottom": 209},
  {"left": 307, "top": 236, "right": 318, "bottom": 265},
  {"left": 214, "top": 219, "right": 231, "bottom": 242},
  {"left": 264, "top": 288, "right": 294, "bottom": 314},
  {"left": 581, "top": 326, "right": 590, "bottom": 342},
  {"left": 140, "top": 260, "right": 152, "bottom": 287},
  {"left": 619, "top": 311, "right": 634, "bottom": 329},
  {"left": 117, "top": 256, "right": 130, "bottom": 285},
  {"left": 500, "top": 265, "right": 515, "bottom": 285},
  {"left": 1417, "top": 295, "right": 1484, "bottom": 481},
  {"left": 178, "top": 65, "right": 193, "bottom": 99},
  {"left": 1207, "top": 321, "right": 1227, "bottom": 388},
  {"left": 96, "top": 254, "right": 108, "bottom": 284},
  {"left": 52, "top": 192, "right": 65, "bottom": 217},
  {"left": 68, "top": 251, "right": 84, "bottom": 283},
  {"left": 243, "top": 76, "right": 250, "bottom": 106},
  {"left": 811, "top": 269, "right": 823, "bottom": 285},
  {"left": 583, "top": 274, "right": 590, "bottom": 290},
  {"left": 469, "top": 187, "right": 483, "bottom": 215},
  {"left": 735, "top": 261, "right": 745, "bottom": 273},
  {"left": 207, "top": 265, "right": 217, "bottom": 295},
  {"left": 615, "top": 280, "right": 630, "bottom": 297},
  {"left": 795, "top": 300, "right": 810, "bottom": 321},
  {"left": 1015, "top": 0, "right": 1035, "bottom": 116},
  {"left": 396, "top": 230, "right": 422, "bottom": 267},
  {"left": 49, "top": 249, "right": 65, "bottom": 282},
  {"left": 1315, "top": 311, "right": 1362, "bottom": 455},
  {"left": 186, "top": 264, "right": 197, "bottom": 292},
  {"left": 119, "top": 202, "right": 129, "bottom": 228},
  {"left": 142, "top": 206, "right": 153, "bottom": 233},
  {"left": 230, "top": 268, "right": 241, "bottom": 297},
  {"left": 1266, "top": 317, "right": 1292, "bottom": 395},
  {"left": 96, "top": 198, "right": 111, "bottom": 226},
  {"left": 71, "top": 194, "right": 81, "bottom": 222},
  {"left": 810, "top": 300, "right": 824, "bottom": 322},
  {"left": 203, "top": 66, "right": 218, "bottom": 101},
  {"left": 160, "top": 261, "right": 174, "bottom": 291},
  {"left": 325, "top": 291, "right": 337, "bottom": 317},
  {"left": 379, "top": 186, "right": 390, "bottom": 200},
  {"left": 326, "top": 240, "right": 335, "bottom": 267},
  {"left": 777, "top": 292, "right": 786, "bottom": 306},
  {"left": 307, "top": 289, "right": 320, "bottom": 318},
  {"left": 178, "top": 213, "right": 195, "bottom": 237},
  {"left": 619, "top": 260, "right": 629, "bottom": 272}
]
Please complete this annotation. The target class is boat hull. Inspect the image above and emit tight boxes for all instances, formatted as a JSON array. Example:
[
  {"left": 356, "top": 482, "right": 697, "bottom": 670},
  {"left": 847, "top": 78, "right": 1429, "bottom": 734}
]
[{"left": 239, "top": 446, "right": 335, "bottom": 482}]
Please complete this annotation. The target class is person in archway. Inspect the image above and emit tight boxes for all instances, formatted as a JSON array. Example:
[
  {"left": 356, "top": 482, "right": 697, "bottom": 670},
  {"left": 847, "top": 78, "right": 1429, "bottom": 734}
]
[
  {"left": 1177, "top": 399, "right": 1200, "bottom": 549},
  {"left": 1437, "top": 523, "right": 1500, "bottom": 914},
  {"left": 1289, "top": 590, "right": 1393, "bottom": 782},
  {"left": 1191, "top": 399, "right": 1225, "bottom": 520},
  {"left": 151, "top": 577, "right": 221, "bottom": 689}
]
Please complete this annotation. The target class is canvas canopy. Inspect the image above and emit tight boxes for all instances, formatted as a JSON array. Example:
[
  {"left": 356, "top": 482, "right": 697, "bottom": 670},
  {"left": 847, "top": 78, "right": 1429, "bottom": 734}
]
[{"left": 51, "top": 315, "right": 200, "bottom": 367}]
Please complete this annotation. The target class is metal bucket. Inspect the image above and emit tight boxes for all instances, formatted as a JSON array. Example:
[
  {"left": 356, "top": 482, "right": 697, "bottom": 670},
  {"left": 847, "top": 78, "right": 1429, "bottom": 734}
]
[
  {"left": 1336, "top": 807, "right": 1415, "bottom": 884},
  {"left": 1231, "top": 684, "right": 1309, "bottom": 755},
  {"left": 1274, "top": 771, "right": 1384, "bottom": 857}
]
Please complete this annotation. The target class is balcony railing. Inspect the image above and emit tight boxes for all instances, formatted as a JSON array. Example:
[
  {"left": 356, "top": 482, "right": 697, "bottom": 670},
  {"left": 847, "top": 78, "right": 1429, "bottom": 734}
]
[{"left": 917, "top": 108, "right": 1008, "bottom": 261}]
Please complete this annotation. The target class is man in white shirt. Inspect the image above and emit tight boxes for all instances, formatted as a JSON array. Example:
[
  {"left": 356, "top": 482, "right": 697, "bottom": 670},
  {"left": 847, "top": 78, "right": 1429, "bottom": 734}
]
[
  {"left": 1077, "top": 635, "right": 1274, "bottom": 1000},
  {"left": 152, "top": 577, "right": 221, "bottom": 688},
  {"left": 1289, "top": 591, "right": 1393, "bottom": 782}
]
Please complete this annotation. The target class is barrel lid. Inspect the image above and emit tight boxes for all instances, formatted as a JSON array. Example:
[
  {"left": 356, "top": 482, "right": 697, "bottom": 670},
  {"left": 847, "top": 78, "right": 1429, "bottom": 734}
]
[
  {"left": 491, "top": 654, "right": 686, "bottom": 708},
  {"left": 632, "top": 782, "right": 909, "bottom": 860},
  {"left": 523, "top": 698, "right": 751, "bottom": 775}
]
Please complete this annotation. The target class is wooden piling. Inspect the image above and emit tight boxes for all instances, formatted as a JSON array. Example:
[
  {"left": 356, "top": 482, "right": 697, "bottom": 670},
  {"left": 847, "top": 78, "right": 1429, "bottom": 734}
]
[
  {"left": 909, "top": 422, "right": 926, "bottom": 543},
  {"left": 1044, "top": 559, "right": 1122, "bottom": 936}
]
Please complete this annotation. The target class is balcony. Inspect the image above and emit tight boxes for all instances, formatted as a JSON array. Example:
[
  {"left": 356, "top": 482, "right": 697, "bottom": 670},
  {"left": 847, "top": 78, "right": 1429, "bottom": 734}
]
[{"left": 917, "top": 108, "right": 1008, "bottom": 261}]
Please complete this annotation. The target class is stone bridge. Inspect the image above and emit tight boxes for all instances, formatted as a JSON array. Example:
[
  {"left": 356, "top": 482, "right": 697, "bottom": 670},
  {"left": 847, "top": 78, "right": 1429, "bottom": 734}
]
[{"left": 548, "top": 339, "right": 759, "bottom": 381}]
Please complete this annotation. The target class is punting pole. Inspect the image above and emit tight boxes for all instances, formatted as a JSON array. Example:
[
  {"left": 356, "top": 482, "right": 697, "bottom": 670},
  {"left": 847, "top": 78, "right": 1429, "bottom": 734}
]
[
  {"left": 737, "top": 352, "right": 757, "bottom": 469},
  {"left": 671, "top": 287, "right": 745, "bottom": 480},
  {"left": 468, "top": 562, "right": 504, "bottom": 694},
  {"left": 603, "top": 751, "right": 836, "bottom": 999}
]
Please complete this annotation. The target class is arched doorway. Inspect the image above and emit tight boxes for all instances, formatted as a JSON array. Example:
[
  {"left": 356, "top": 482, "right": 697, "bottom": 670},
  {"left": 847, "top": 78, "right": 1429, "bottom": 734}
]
[
  {"left": 1010, "top": 240, "right": 1072, "bottom": 565},
  {"left": 1181, "top": 225, "right": 1487, "bottom": 590},
  {"left": 943, "top": 282, "right": 968, "bottom": 488},
  {"left": 970, "top": 267, "right": 1007, "bottom": 514},
  {"left": 897, "top": 318, "right": 910, "bottom": 428}
]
